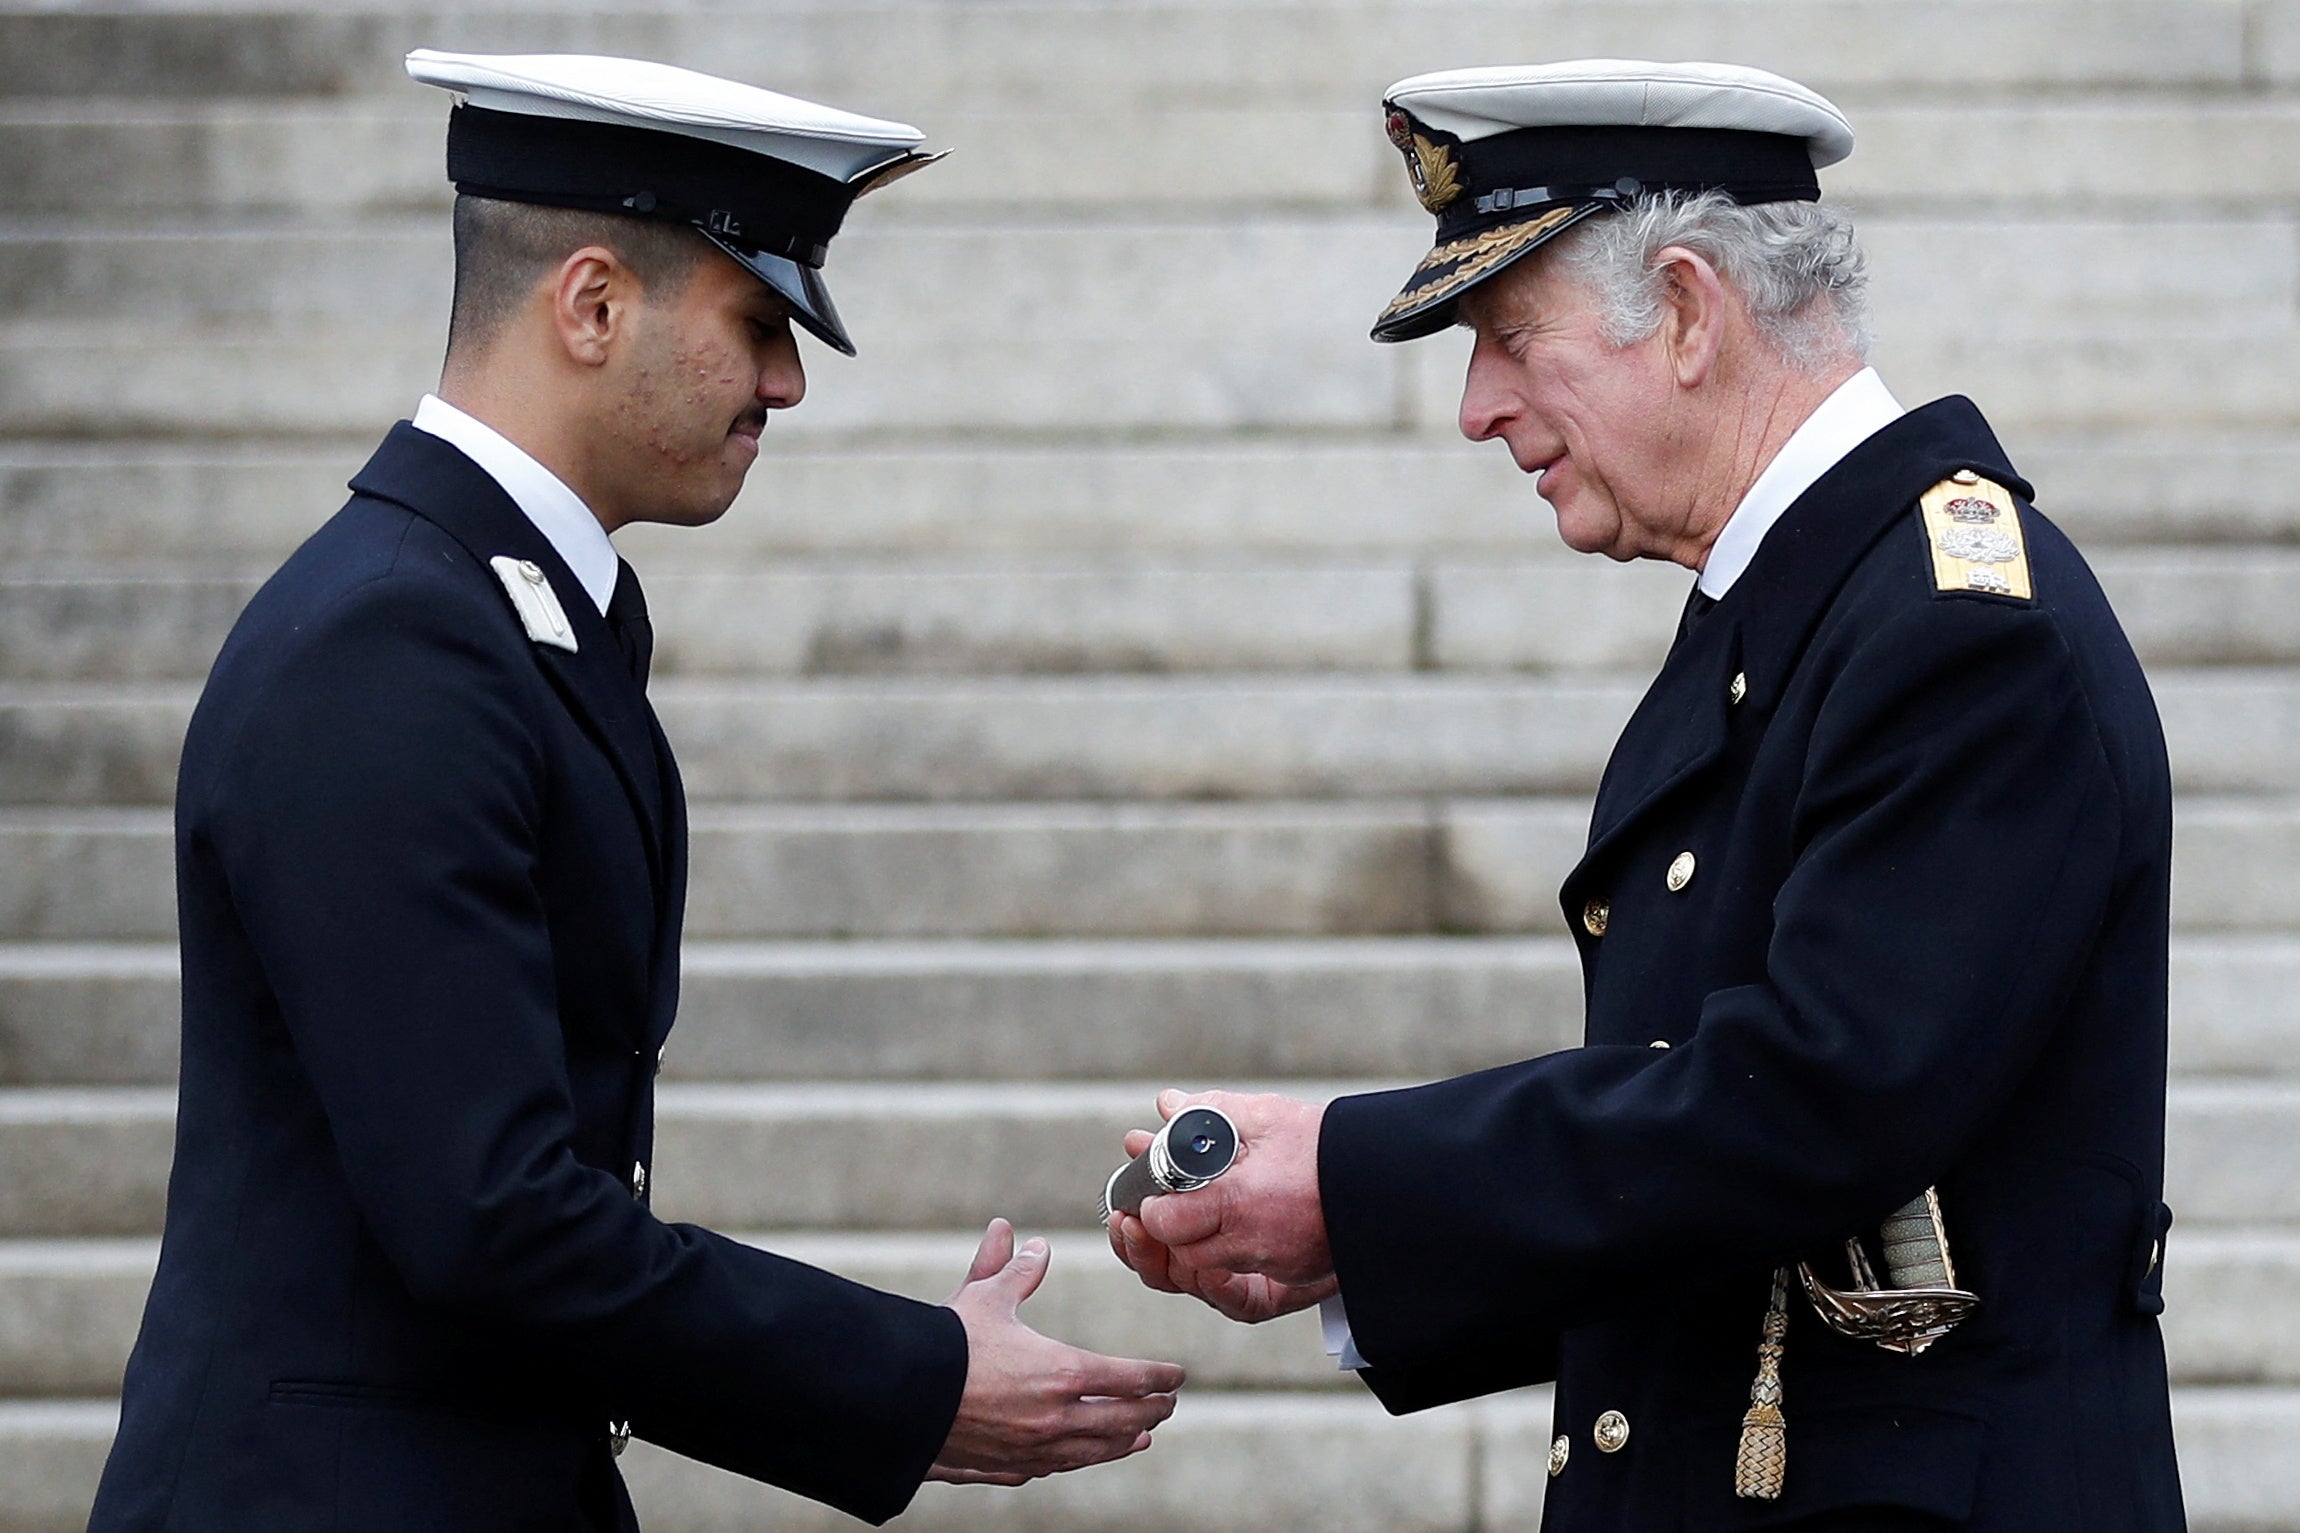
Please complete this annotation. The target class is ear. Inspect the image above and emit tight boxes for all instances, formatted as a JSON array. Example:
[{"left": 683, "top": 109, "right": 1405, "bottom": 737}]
[
  {"left": 546, "top": 245, "right": 635, "bottom": 369},
  {"left": 1650, "top": 245, "right": 1730, "bottom": 391}
]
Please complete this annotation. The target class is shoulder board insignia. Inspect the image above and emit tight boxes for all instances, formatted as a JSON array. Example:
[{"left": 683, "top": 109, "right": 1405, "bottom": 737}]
[
  {"left": 1918, "top": 473, "right": 2031, "bottom": 599},
  {"left": 489, "top": 555, "right": 579, "bottom": 653}
]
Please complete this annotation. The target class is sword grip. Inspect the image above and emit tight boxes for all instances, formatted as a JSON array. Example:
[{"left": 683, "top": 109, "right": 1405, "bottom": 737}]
[{"left": 1879, "top": 1188, "right": 1955, "bottom": 1290}]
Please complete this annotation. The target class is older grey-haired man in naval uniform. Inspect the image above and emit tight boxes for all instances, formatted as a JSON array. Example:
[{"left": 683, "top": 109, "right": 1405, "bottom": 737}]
[{"left": 1112, "top": 58, "right": 2184, "bottom": 1533}]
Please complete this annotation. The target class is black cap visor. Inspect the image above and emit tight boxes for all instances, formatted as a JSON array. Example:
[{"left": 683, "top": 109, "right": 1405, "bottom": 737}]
[
  {"left": 448, "top": 104, "right": 865, "bottom": 354},
  {"left": 1373, "top": 121, "right": 1823, "bottom": 343},
  {"left": 1372, "top": 201, "right": 1599, "bottom": 342},
  {"left": 704, "top": 235, "right": 855, "bottom": 356}
]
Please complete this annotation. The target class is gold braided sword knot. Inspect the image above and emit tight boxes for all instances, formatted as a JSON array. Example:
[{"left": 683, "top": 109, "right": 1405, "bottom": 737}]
[{"left": 1734, "top": 1267, "right": 1791, "bottom": 1500}]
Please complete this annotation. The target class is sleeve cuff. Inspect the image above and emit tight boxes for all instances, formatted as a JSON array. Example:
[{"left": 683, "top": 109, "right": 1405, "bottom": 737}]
[{"left": 1319, "top": 1293, "right": 1368, "bottom": 1371}]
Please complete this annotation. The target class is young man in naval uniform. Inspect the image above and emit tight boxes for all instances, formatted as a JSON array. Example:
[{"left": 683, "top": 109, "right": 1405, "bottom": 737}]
[
  {"left": 91, "top": 51, "right": 1182, "bottom": 1532},
  {"left": 1108, "top": 60, "right": 2185, "bottom": 1532}
]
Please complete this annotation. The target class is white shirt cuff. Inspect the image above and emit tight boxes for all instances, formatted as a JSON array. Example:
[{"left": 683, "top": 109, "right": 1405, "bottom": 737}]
[{"left": 1319, "top": 1294, "right": 1367, "bottom": 1371}]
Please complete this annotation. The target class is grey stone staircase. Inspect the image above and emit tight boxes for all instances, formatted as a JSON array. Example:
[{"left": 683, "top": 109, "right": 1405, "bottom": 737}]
[{"left": 4, "top": 2, "right": 2300, "bottom": 1528}]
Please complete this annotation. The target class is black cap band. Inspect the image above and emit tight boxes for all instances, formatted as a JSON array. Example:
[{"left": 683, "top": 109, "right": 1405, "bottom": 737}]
[
  {"left": 446, "top": 104, "right": 855, "bottom": 268},
  {"left": 1434, "top": 124, "right": 1820, "bottom": 243}
]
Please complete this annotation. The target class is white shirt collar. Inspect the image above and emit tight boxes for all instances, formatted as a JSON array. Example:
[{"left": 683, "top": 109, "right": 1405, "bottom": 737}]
[
  {"left": 410, "top": 394, "right": 620, "bottom": 615},
  {"left": 1695, "top": 367, "right": 1904, "bottom": 600}
]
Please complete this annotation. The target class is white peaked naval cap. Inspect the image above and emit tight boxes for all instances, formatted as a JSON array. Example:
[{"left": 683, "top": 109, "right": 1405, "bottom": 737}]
[
  {"left": 405, "top": 49, "right": 946, "bottom": 355},
  {"left": 1372, "top": 59, "right": 1854, "bottom": 344},
  {"left": 1385, "top": 59, "right": 1853, "bottom": 164}
]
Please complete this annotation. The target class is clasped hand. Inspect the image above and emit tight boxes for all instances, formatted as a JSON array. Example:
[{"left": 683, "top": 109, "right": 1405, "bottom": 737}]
[
  {"left": 930, "top": 1218, "right": 1186, "bottom": 1485},
  {"left": 1103, "top": 1089, "right": 1338, "bottom": 1324}
]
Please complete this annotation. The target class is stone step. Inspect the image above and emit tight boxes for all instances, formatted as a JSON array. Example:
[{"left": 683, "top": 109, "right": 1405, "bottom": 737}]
[
  {"left": 0, "top": 1, "right": 2254, "bottom": 108},
  {"left": 11, "top": 668, "right": 2300, "bottom": 808},
  {"left": 6, "top": 432, "right": 2300, "bottom": 570},
  {"left": 13, "top": 793, "right": 2300, "bottom": 944},
  {"left": 0, "top": 563, "right": 1435, "bottom": 682},
  {"left": 0, "top": 1077, "right": 2283, "bottom": 1238},
  {"left": 1, "top": 1384, "right": 2295, "bottom": 1533},
  {"left": 1413, "top": 320, "right": 2300, "bottom": 438},
  {"left": 11, "top": 313, "right": 2298, "bottom": 441},
  {"left": 0, "top": 675, "right": 1639, "bottom": 807},
  {"left": 1435, "top": 547, "right": 2300, "bottom": 673},
  {"left": 0, "top": 1231, "right": 1347, "bottom": 1401},
  {"left": 3, "top": 924, "right": 2297, "bottom": 1088},
  {"left": 0, "top": 1219, "right": 2289, "bottom": 1406},
  {"left": 0, "top": 935, "right": 1585, "bottom": 1087},
  {"left": 1, "top": 1385, "right": 2297, "bottom": 1533},
  {"left": 2, "top": 95, "right": 2296, "bottom": 216},
  {"left": 7, "top": 217, "right": 2284, "bottom": 343},
  {"left": 12, "top": 542, "right": 2300, "bottom": 683}
]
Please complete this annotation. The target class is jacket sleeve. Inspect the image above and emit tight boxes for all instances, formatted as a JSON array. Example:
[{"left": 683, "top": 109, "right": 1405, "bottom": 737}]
[
  {"left": 198, "top": 570, "right": 966, "bottom": 1524},
  {"left": 1319, "top": 594, "right": 2124, "bottom": 1408}
]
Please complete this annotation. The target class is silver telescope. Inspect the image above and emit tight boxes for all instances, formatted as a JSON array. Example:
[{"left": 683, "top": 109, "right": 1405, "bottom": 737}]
[{"left": 1098, "top": 1107, "right": 1240, "bottom": 1222}]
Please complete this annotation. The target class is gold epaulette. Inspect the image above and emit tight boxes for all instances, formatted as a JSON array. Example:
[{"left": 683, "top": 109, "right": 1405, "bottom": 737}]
[{"left": 1918, "top": 471, "right": 2031, "bottom": 600}]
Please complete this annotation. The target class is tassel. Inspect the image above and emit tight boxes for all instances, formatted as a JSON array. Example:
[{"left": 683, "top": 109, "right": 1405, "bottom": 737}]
[{"left": 1735, "top": 1268, "right": 1791, "bottom": 1500}]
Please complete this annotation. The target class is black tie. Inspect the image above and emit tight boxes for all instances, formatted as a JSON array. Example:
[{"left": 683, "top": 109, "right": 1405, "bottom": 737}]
[
  {"left": 1678, "top": 585, "right": 1718, "bottom": 642},
  {"left": 606, "top": 560, "right": 653, "bottom": 689}
]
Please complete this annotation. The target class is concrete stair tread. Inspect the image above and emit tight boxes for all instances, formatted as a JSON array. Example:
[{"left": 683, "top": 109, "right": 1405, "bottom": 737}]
[
  {"left": 0, "top": 1077, "right": 2281, "bottom": 1236},
  {"left": 13, "top": 321, "right": 2300, "bottom": 438},
  {"left": 10, "top": 434, "right": 2300, "bottom": 566},
  {"left": 3, "top": 928, "right": 2299, "bottom": 1082},
  {"left": 6, "top": 214, "right": 2288, "bottom": 326},
  {"left": 18, "top": 796, "right": 2300, "bottom": 941},
  {"left": 17, "top": 668, "right": 2300, "bottom": 806},
  {"left": 0, "top": 2, "right": 2262, "bottom": 117},
  {"left": 0, "top": 1386, "right": 2292, "bottom": 1533},
  {"left": 23, "top": 545, "right": 2300, "bottom": 680},
  {"left": 0, "top": 1226, "right": 2290, "bottom": 1401}
]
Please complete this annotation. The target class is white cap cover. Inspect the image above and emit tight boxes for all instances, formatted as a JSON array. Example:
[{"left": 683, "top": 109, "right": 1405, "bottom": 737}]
[
  {"left": 405, "top": 49, "right": 943, "bottom": 354},
  {"left": 1385, "top": 59, "right": 1852, "bottom": 167},
  {"left": 1371, "top": 59, "right": 1854, "bottom": 343}
]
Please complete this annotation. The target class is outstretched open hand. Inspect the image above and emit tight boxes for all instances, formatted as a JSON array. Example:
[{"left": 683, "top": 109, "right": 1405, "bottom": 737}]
[{"left": 931, "top": 1219, "right": 1186, "bottom": 1486}]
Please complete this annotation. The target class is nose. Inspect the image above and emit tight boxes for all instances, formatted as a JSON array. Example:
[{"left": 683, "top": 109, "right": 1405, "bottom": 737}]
[
  {"left": 760, "top": 325, "right": 805, "bottom": 409},
  {"left": 1457, "top": 332, "right": 1516, "bottom": 443}
]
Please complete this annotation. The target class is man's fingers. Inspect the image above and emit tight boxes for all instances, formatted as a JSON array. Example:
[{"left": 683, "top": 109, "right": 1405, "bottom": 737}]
[
  {"left": 1062, "top": 1347, "right": 1187, "bottom": 1399},
  {"left": 1108, "top": 1215, "right": 1187, "bottom": 1293},
  {"left": 1044, "top": 1391, "right": 1178, "bottom": 1441},
  {"left": 1038, "top": 1426, "right": 1160, "bottom": 1472},
  {"left": 926, "top": 1466, "right": 1032, "bottom": 1487},
  {"left": 1121, "top": 1128, "right": 1154, "bottom": 1158},
  {"left": 1155, "top": 1087, "right": 1188, "bottom": 1120},
  {"left": 964, "top": 1218, "right": 1015, "bottom": 1286},
  {"left": 1137, "top": 1184, "right": 1227, "bottom": 1250},
  {"left": 984, "top": 1234, "right": 1051, "bottom": 1308}
]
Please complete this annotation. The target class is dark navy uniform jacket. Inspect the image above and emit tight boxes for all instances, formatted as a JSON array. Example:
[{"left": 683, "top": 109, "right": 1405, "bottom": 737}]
[
  {"left": 90, "top": 425, "right": 968, "bottom": 1532},
  {"left": 1320, "top": 399, "right": 2186, "bottom": 1531}
]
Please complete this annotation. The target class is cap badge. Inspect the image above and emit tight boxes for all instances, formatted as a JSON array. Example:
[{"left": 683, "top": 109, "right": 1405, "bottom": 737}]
[{"left": 1386, "top": 109, "right": 1464, "bottom": 214}]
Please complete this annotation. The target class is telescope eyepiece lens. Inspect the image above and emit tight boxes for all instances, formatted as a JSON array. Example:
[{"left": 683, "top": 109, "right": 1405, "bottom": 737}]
[{"left": 1164, "top": 1108, "right": 1239, "bottom": 1180}]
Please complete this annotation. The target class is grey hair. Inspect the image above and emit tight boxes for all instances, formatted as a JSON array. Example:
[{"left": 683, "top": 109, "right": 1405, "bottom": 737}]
[{"left": 1554, "top": 189, "right": 1872, "bottom": 372}]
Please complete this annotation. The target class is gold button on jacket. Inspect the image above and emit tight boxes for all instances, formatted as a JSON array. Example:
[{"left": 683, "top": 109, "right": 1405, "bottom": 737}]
[
  {"left": 1549, "top": 1434, "right": 1571, "bottom": 1476},
  {"left": 1666, "top": 851, "right": 1697, "bottom": 892},
  {"left": 1594, "top": 1410, "right": 1631, "bottom": 1452},
  {"left": 1582, "top": 897, "right": 1610, "bottom": 937}
]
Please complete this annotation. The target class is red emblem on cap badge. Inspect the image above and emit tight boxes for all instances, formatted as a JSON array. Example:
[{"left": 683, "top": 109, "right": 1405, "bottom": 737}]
[{"left": 1385, "top": 108, "right": 1464, "bottom": 214}]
